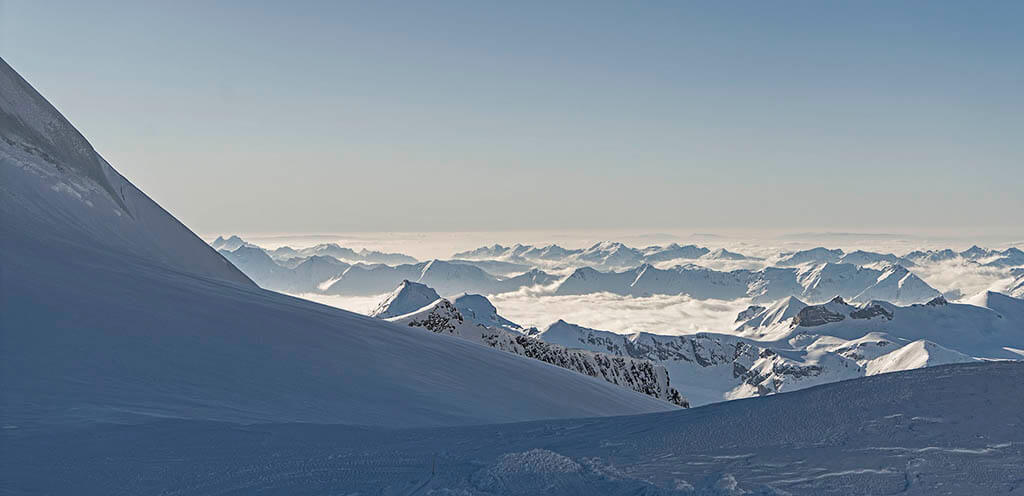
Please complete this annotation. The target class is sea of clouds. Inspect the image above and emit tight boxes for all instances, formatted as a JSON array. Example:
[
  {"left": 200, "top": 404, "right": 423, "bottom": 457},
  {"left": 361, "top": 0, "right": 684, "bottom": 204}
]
[{"left": 238, "top": 230, "right": 1021, "bottom": 336}]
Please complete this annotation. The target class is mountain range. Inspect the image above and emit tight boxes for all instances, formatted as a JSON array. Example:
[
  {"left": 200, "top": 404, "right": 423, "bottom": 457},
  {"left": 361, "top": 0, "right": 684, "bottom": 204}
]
[
  {"left": 554, "top": 261, "right": 941, "bottom": 304},
  {"left": 536, "top": 292, "right": 1022, "bottom": 406},
  {"left": 364, "top": 277, "right": 1022, "bottom": 408},
  {"left": 374, "top": 285, "right": 687, "bottom": 407},
  {"left": 453, "top": 241, "right": 1023, "bottom": 270}
]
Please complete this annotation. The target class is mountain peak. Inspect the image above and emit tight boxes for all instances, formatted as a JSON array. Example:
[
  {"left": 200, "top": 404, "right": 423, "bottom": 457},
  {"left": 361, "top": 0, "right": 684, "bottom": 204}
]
[{"left": 370, "top": 280, "right": 441, "bottom": 319}]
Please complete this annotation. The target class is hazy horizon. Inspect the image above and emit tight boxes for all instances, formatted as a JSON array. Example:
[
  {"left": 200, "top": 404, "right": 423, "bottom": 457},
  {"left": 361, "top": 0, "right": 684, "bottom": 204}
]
[
  {"left": 207, "top": 229, "right": 1024, "bottom": 262},
  {"left": 4, "top": 1, "right": 1022, "bottom": 235}
]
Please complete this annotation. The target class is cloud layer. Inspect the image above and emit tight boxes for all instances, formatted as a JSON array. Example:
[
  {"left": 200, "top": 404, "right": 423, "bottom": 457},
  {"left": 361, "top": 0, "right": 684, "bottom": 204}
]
[{"left": 489, "top": 292, "right": 752, "bottom": 335}]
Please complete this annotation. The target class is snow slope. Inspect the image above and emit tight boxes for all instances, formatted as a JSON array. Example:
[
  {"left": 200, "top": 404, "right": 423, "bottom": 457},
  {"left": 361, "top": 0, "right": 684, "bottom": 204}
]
[
  {"left": 5, "top": 362, "right": 1022, "bottom": 495},
  {"left": 453, "top": 292, "right": 523, "bottom": 330},
  {"left": 1, "top": 58, "right": 673, "bottom": 429},
  {"left": 865, "top": 340, "right": 977, "bottom": 375},
  {"left": 0, "top": 58, "right": 252, "bottom": 286}
]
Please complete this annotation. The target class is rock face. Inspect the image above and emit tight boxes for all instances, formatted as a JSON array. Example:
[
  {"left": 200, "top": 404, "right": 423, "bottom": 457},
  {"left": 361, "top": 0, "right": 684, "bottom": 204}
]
[
  {"left": 738, "top": 293, "right": 1024, "bottom": 360},
  {"left": 735, "top": 305, "right": 766, "bottom": 323},
  {"left": 537, "top": 290, "right": 1019, "bottom": 407},
  {"left": 536, "top": 320, "right": 862, "bottom": 406},
  {"left": 388, "top": 299, "right": 687, "bottom": 407},
  {"left": 794, "top": 301, "right": 848, "bottom": 327}
]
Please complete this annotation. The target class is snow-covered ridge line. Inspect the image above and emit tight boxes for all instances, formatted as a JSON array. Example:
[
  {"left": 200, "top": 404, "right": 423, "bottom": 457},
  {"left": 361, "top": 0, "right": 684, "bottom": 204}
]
[
  {"left": 376, "top": 286, "right": 686, "bottom": 407},
  {"left": 534, "top": 292, "right": 1024, "bottom": 406},
  {"left": 553, "top": 261, "right": 941, "bottom": 305},
  {"left": 212, "top": 235, "right": 417, "bottom": 265},
  {"left": 216, "top": 234, "right": 1021, "bottom": 299},
  {"left": 452, "top": 241, "right": 1023, "bottom": 270},
  {"left": 1, "top": 57, "right": 253, "bottom": 286},
  {"left": 214, "top": 235, "right": 557, "bottom": 296}
]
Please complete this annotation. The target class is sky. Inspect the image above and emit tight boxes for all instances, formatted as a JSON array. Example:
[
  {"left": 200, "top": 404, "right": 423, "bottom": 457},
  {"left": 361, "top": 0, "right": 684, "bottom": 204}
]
[{"left": 2, "top": 1, "right": 1022, "bottom": 236}]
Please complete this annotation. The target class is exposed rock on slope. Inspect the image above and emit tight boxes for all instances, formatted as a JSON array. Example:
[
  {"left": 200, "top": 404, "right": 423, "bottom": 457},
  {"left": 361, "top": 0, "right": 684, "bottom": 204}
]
[{"left": 384, "top": 295, "right": 687, "bottom": 407}]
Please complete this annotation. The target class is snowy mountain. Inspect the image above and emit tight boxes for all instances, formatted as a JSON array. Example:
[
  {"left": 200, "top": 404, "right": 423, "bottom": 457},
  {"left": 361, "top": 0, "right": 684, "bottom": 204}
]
[
  {"left": 641, "top": 242, "right": 710, "bottom": 261},
  {"left": 576, "top": 241, "right": 646, "bottom": 267},
  {"left": 211, "top": 234, "right": 255, "bottom": 251},
  {"left": 217, "top": 246, "right": 352, "bottom": 293},
  {"left": 864, "top": 339, "right": 977, "bottom": 375},
  {"left": 536, "top": 295, "right": 992, "bottom": 407},
  {"left": 795, "top": 262, "right": 939, "bottom": 304},
  {"left": 837, "top": 249, "right": 914, "bottom": 267},
  {"left": 453, "top": 241, "right": 717, "bottom": 267},
  {"left": 537, "top": 320, "right": 870, "bottom": 406},
  {"left": 982, "top": 247, "right": 1024, "bottom": 267},
  {"left": 282, "top": 241, "right": 417, "bottom": 265},
  {"left": 453, "top": 292, "right": 522, "bottom": 330},
  {"left": 385, "top": 297, "right": 686, "bottom": 406},
  {"left": 554, "top": 262, "right": 940, "bottom": 304},
  {"left": 700, "top": 247, "right": 752, "bottom": 260},
  {"left": 1009, "top": 268, "right": 1024, "bottom": 298},
  {"left": 219, "top": 245, "right": 292, "bottom": 286},
  {"left": 903, "top": 248, "right": 959, "bottom": 263},
  {"left": 323, "top": 259, "right": 558, "bottom": 297},
  {"left": 286, "top": 255, "right": 352, "bottom": 292},
  {"left": 1, "top": 58, "right": 673, "bottom": 429},
  {"left": 734, "top": 295, "right": 807, "bottom": 330},
  {"left": 777, "top": 247, "right": 844, "bottom": 266},
  {"left": 369, "top": 280, "right": 441, "bottom": 318},
  {"left": 960, "top": 244, "right": 995, "bottom": 259},
  {"left": 447, "top": 258, "right": 533, "bottom": 276},
  {"left": 901, "top": 245, "right": 1024, "bottom": 268},
  {"left": 210, "top": 236, "right": 419, "bottom": 266},
  {"left": 738, "top": 294, "right": 1024, "bottom": 359}
]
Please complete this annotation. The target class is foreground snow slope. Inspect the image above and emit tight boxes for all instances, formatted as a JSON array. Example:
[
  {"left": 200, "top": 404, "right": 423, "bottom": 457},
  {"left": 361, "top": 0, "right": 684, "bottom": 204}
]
[
  {"left": 4, "top": 362, "right": 1022, "bottom": 495},
  {"left": 0, "top": 57, "right": 672, "bottom": 428},
  {"left": 0, "top": 58, "right": 252, "bottom": 287}
]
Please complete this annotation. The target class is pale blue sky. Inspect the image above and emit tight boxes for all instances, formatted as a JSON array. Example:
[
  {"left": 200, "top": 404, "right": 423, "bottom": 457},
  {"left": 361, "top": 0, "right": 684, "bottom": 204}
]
[{"left": 2, "top": 1, "right": 1021, "bottom": 235}]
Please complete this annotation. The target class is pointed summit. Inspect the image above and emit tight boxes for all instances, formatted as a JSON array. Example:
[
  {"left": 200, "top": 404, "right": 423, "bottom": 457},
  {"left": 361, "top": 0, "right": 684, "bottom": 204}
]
[{"left": 370, "top": 280, "right": 441, "bottom": 319}]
